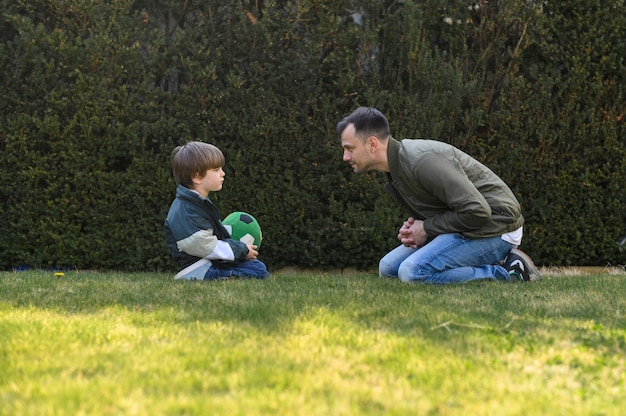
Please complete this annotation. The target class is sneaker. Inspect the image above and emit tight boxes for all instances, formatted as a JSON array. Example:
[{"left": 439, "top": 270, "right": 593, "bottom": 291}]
[{"left": 503, "top": 248, "right": 542, "bottom": 282}]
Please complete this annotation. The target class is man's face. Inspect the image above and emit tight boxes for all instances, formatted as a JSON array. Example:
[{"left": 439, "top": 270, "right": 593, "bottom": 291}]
[{"left": 341, "top": 124, "right": 374, "bottom": 173}]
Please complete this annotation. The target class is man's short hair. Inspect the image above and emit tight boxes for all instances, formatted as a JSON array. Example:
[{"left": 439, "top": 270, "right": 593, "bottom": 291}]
[{"left": 335, "top": 107, "right": 390, "bottom": 141}]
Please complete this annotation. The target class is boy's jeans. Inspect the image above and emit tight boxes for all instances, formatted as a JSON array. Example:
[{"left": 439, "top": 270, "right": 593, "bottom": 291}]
[
  {"left": 205, "top": 259, "right": 270, "bottom": 280},
  {"left": 379, "top": 233, "right": 514, "bottom": 284}
]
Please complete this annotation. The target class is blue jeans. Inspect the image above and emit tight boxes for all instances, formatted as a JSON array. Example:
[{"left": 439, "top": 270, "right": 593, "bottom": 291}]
[
  {"left": 205, "top": 259, "right": 270, "bottom": 280},
  {"left": 379, "top": 234, "right": 513, "bottom": 284}
]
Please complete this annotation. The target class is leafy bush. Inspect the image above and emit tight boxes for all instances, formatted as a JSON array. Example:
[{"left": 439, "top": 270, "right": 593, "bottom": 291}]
[{"left": 1, "top": 0, "right": 624, "bottom": 271}]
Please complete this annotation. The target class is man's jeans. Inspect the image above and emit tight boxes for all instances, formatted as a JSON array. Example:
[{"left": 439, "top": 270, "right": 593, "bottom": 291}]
[{"left": 379, "top": 233, "right": 514, "bottom": 284}]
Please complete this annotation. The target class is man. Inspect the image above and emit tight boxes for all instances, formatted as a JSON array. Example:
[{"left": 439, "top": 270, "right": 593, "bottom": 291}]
[{"left": 336, "top": 107, "right": 541, "bottom": 284}]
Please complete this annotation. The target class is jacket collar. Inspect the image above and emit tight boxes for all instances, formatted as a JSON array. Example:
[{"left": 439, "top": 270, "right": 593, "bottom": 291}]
[
  {"left": 176, "top": 184, "right": 209, "bottom": 204},
  {"left": 386, "top": 137, "right": 402, "bottom": 182}
]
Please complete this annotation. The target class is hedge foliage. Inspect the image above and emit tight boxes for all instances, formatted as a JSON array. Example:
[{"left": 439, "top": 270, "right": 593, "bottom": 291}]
[{"left": 1, "top": 0, "right": 624, "bottom": 272}]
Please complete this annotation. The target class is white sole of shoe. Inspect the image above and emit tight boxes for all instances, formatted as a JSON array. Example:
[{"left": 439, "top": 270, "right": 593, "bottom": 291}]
[{"left": 510, "top": 248, "right": 542, "bottom": 281}]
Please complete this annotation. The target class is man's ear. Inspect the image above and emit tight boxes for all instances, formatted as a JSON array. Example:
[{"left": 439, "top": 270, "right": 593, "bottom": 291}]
[{"left": 368, "top": 136, "right": 378, "bottom": 152}]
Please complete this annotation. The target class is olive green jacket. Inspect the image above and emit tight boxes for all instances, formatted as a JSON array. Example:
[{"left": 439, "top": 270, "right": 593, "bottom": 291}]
[{"left": 385, "top": 138, "right": 524, "bottom": 239}]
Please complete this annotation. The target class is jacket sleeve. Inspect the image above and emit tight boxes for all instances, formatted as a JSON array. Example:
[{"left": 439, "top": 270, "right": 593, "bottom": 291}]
[
  {"left": 176, "top": 228, "right": 248, "bottom": 262},
  {"left": 414, "top": 153, "right": 491, "bottom": 236}
]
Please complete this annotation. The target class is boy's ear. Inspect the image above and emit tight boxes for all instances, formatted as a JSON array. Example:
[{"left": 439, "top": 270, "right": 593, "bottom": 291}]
[{"left": 191, "top": 172, "right": 203, "bottom": 184}]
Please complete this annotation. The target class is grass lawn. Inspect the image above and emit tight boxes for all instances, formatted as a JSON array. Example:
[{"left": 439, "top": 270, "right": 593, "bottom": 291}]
[{"left": 1, "top": 268, "right": 625, "bottom": 415}]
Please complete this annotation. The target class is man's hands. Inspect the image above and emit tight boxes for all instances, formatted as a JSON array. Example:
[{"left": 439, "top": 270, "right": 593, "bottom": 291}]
[{"left": 397, "top": 217, "right": 429, "bottom": 248}]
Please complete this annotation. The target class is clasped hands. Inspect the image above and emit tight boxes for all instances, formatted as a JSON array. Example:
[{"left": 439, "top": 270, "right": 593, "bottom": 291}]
[{"left": 398, "top": 217, "right": 428, "bottom": 248}]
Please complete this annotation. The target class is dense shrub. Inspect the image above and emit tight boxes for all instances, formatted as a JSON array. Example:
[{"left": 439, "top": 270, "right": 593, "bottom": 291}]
[{"left": 0, "top": 0, "right": 624, "bottom": 271}]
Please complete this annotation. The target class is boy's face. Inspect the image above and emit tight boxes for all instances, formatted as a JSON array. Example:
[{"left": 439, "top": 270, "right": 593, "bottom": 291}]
[{"left": 191, "top": 167, "right": 225, "bottom": 198}]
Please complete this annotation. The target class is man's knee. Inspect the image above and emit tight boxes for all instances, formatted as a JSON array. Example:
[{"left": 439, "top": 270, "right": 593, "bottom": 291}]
[
  {"left": 397, "top": 262, "right": 418, "bottom": 282},
  {"left": 379, "top": 262, "right": 394, "bottom": 278},
  {"left": 398, "top": 261, "right": 436, "bottom": 283}
]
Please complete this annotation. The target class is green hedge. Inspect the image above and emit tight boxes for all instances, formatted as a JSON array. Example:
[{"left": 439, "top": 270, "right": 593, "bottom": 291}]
[{"left": 1, "top": 0, "right": 624, "bottom": 272}]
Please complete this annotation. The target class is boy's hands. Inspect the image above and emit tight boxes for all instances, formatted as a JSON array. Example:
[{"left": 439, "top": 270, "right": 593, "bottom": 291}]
[{"left": 246, "top": 245, "right": 259, "bottom": 260}]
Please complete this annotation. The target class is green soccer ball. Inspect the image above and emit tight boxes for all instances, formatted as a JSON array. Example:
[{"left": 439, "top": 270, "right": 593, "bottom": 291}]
[{"left": 222, "top": 211, "right": 263, "bottom": 248}]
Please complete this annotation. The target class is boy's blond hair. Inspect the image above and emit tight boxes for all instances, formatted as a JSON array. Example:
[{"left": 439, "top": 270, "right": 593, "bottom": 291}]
[{"left": 171, "top": 141, "right": 225, "bottom": 187}]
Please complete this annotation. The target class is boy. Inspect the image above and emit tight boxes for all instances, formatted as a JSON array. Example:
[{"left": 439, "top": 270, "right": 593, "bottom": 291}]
[{"left": 164, "top": 141, "right": 270, "bottom": 280}]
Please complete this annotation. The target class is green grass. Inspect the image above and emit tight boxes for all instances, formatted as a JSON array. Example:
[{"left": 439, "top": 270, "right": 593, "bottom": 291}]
[{"left": 1, "top": 270, "right": 625, "bottom": 415}]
